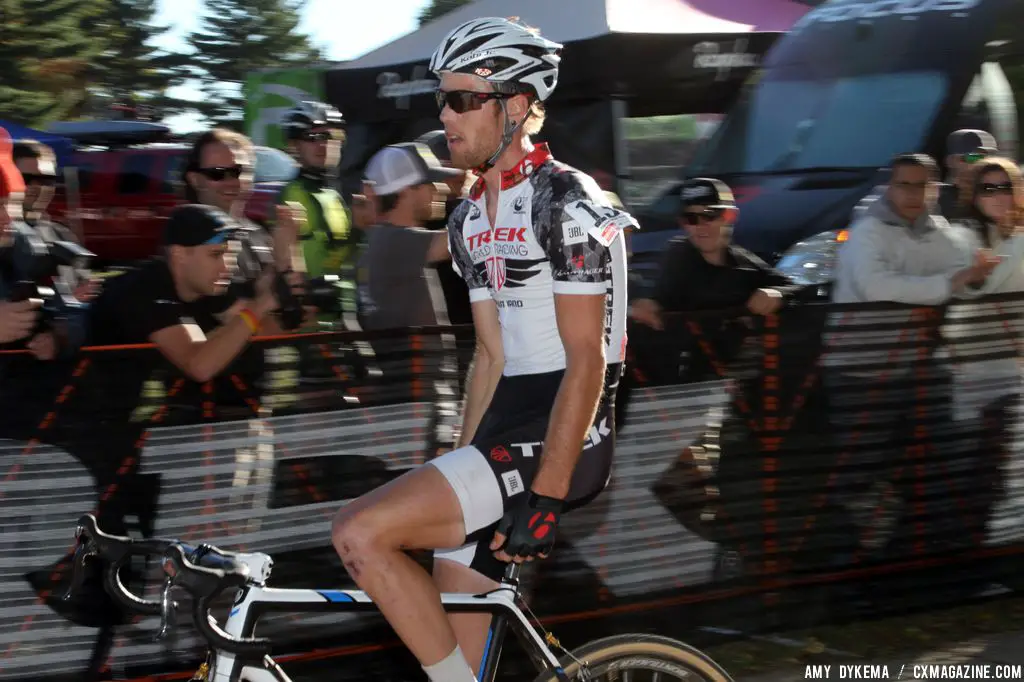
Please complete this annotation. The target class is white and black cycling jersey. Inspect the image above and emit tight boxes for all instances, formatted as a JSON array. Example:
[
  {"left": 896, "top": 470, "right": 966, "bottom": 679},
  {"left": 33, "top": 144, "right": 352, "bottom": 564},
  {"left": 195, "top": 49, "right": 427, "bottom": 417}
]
[{"left": 447, "top": 144, "right": 634, "bottom": 381}]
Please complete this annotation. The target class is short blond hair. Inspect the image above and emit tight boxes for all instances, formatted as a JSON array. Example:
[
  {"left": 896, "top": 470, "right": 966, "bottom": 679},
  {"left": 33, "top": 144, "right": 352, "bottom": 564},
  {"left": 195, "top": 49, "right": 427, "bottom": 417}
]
[{"left": 522, "top": 99, "right": 546, "bottom": 136}]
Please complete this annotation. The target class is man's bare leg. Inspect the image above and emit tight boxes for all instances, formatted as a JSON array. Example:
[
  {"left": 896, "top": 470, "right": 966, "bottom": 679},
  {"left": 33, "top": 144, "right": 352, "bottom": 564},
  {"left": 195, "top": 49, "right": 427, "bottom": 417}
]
[
  {"left": 331, "top": 465, "right": 470, "bottom": 670},
  {"left": 433, "top": 558, "right": 500, "bottom": 673}
]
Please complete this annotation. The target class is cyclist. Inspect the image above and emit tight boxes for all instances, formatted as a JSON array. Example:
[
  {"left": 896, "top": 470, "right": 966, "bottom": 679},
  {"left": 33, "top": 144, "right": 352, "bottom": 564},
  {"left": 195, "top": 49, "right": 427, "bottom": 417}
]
[
  {"left": 331, "top": 17, "right": 635, "bottom": 682},
  {"left": 278, "top": 100, "right": 361, "bottom": 326}
]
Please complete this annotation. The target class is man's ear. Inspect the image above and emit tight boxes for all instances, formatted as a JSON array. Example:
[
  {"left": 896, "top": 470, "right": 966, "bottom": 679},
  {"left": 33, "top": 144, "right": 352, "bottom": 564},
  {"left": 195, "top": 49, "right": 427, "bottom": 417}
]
[{"left": 509, "top": 93, "right": 531, "bottom": 125}]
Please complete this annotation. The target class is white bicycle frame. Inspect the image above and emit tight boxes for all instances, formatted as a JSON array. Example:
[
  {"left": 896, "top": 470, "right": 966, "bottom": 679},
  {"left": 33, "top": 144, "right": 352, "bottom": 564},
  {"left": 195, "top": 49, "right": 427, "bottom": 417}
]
[{"left": 202, "top": 552, "right": 565, "bottom": 682}]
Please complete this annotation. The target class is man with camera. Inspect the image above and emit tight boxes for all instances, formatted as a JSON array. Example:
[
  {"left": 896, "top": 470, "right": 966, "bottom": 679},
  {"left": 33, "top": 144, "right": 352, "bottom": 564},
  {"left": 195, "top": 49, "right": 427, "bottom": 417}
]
[
  {"left": 88, "top": 204, "right": 281, "bottom": 377},
  {"left": 0, "top": 129, "right": 89, "bottom": 362}
]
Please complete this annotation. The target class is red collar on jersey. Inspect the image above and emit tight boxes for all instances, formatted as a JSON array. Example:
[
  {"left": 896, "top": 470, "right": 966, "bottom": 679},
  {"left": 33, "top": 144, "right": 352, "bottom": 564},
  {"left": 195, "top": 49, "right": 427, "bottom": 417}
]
[{"left": 469, "top": 144, "right": 553, "bottom": 200}]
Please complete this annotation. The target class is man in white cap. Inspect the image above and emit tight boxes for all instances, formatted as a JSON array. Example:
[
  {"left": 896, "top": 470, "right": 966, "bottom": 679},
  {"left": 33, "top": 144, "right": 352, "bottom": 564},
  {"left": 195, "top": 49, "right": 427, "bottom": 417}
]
[{"left": 357, "top": 142, "right": 462, "bottom": 330}]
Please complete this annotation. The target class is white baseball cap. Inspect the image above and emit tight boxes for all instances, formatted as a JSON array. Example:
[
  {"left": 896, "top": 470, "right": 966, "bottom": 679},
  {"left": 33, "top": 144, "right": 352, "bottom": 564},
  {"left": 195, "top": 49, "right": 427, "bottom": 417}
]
[{"left": 364, "top": 142, "right": 462, "bottom": 196}]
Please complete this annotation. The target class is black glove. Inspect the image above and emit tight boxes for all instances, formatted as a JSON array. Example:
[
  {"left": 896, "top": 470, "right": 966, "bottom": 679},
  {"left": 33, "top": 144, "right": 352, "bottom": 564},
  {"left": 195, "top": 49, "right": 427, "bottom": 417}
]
[{"left": 492, "top": 492, "right": 564, "bottom": 561}]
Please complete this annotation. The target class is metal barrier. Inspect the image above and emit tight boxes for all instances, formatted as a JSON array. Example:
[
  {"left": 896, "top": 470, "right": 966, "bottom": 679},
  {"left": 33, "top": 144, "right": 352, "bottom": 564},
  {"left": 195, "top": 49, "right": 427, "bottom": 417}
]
[{"left": 1, "top": 294, "right": 1022, "bottom": 680}]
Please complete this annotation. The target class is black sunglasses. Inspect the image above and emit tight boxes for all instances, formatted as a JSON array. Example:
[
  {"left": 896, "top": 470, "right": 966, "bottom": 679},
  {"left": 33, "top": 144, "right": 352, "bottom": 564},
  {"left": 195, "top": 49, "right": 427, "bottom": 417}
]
[
  {"left": 979, "top": 182, "right": 1013, "bottom": 195},
  {"left": 22, "top": 173, "right": 57, "bottom": 186},
  {"left": 196, "top": 165, "right": 247, "bottom": 181},
  {"left": 302, "top": 130, "right": 336, "bottom": 142},
  {"left": 681, "top": 208, "right": 723, "bottom": 225},
  {"left": 435, "top": 89, "right": 512, "bottom": 114}
]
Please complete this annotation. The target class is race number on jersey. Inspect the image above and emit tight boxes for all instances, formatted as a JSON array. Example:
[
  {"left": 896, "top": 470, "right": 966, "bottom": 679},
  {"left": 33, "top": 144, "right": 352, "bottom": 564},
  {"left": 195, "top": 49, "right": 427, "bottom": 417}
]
[{"left": 563, "top": 200, "right": 638, "bottom": 248}]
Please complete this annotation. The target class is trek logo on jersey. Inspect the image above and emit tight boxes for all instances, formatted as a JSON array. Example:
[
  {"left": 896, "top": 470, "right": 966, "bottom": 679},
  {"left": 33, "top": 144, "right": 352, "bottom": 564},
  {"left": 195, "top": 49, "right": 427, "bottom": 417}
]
[
  {"left": 468, "top": 227, "right": 530, "bottom": 260},
  {"left": 486, "top": 256, "right": 507, "bottom": 289}
]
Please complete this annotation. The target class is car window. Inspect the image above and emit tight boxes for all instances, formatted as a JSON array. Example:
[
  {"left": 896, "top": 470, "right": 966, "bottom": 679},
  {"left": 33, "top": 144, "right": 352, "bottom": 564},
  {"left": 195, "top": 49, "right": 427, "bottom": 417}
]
[
  {"left": 162, "top": 153, "right": 184, "bottom": 194},
  {"left": 118, "top": 153, "right": 156, "bottom": 195},
  {"left": 253, "top": 147, "right": 298, "bottom": 183}
]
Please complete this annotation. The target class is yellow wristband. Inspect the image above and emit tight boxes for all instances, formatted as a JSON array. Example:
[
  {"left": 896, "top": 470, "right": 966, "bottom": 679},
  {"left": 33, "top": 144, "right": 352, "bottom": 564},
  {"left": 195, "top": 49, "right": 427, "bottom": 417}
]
[{"left": 239, "top": 308, "right": 259, "bottom": 334}]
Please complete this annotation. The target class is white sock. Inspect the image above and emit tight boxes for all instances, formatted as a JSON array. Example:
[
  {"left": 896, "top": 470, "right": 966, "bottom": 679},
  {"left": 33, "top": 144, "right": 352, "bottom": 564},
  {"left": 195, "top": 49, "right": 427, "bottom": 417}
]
[{"left": 422, "top": 645, "right": 478, "bottom": 682}]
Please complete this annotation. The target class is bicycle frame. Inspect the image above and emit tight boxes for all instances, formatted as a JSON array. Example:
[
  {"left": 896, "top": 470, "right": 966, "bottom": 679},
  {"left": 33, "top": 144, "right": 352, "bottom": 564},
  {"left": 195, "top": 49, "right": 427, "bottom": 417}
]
[{"left": 204, "top": 555, "right": 565, "bottom": 682}]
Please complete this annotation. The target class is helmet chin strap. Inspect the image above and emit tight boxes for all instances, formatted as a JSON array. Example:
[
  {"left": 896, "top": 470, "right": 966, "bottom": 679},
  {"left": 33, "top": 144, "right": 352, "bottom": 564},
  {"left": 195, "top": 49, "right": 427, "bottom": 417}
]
[{"left": 474, "top": 99, "right": 533, "bottom": 175}]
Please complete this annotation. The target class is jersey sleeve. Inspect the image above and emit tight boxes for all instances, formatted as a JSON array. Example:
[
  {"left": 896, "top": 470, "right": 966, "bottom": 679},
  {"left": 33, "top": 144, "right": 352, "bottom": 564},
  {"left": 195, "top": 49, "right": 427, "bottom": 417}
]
[
  {"left": 447, "top": 203, "right": 491, "bottom": 302},
  {"left": 548, "top": 194, "right": 637, "bottom": 295}
]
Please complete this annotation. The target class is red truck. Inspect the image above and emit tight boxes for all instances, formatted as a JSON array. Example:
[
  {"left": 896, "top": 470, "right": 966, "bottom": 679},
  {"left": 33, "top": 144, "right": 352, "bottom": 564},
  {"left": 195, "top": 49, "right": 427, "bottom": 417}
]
[{"left": 46, "top": 122, "right": 296, "bottom": 265}]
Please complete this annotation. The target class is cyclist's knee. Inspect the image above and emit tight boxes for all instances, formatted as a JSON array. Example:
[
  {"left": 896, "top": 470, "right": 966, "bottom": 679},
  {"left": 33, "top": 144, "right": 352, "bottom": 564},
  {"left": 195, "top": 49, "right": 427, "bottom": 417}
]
[{"left": 330, "top": 505, "right": 387, "bottom": 574}]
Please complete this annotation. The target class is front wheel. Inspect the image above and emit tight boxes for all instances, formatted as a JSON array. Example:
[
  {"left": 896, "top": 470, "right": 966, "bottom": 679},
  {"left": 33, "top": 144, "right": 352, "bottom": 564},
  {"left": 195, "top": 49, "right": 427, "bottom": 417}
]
[{"left": 533, "top": 634, "right": 734, "bottom": 682}]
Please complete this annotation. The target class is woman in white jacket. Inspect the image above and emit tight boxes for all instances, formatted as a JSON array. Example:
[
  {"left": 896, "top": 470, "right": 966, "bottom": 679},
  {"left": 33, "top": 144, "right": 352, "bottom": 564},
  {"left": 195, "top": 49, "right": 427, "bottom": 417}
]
[{"left": 946, "top": 157, "right": 1023, "bottom": 546}]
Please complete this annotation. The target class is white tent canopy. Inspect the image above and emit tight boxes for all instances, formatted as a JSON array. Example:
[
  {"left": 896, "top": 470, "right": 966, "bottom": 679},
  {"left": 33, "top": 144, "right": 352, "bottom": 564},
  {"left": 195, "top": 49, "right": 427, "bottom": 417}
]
[{"left": 342, "top": 0, "right": 808, "bottom": 70}]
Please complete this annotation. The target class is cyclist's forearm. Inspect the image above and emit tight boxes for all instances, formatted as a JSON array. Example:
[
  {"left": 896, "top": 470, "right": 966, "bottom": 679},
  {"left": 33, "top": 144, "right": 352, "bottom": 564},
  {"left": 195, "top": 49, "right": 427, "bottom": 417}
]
[
  {"left": 534, "top": 352, "right": 605, "bottom": 498},
  {"left": 456, "top": 346, "right": 503, "bottom": 447}
]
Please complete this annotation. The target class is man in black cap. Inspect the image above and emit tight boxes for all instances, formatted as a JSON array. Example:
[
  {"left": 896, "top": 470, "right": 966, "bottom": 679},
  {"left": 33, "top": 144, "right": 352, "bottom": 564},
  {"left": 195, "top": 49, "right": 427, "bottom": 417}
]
[
  {"left": 87, "top": 204, "right": 280, "bottom": 380},
  {"left": 939, "top": 128, "right": 998, "bottom": 217},
  {"left": 631, "top": 177, "right": 799, "bottom": 331},
  {"left": 415, "top": 130, "right": 472, "bottom": 326}
]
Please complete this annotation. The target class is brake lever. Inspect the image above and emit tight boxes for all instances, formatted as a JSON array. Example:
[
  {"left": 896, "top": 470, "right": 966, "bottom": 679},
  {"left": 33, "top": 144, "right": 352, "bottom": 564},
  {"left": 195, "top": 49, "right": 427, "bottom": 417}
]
[
  {"left": 62, "top": 528, "right": 96, "bottom": 602},
  {"left": 155, "top": 577, "right": 177, "bottom": 642}
]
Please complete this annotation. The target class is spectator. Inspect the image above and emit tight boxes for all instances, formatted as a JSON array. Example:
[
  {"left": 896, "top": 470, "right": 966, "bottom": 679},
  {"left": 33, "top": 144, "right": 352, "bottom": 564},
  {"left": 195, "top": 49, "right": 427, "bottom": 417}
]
[
  {"left": 832, "top": 153, "right": 997, "bottom": 306},
  {"left": 954, "top": 156, "right": 1024, "bottom": 290},
  {"left": 87, "top": 204, "right": 280, "bottom": 379},
  {"left": 826, "top": 153, "right": 1000, "bottom": 554},
  {"left": 182, "top": 128, "right": 303, "bottom": 334},
  {"left": 357, "top": 142, "right": 461, "bottom": 330},
  {"left": 0, "top": 128, "right": 40, "bottom": 347},
  {"left": 13, "top": 139, "right": 97, "bottom": 304},
  {"left": 941, "top": 129, "right": 997, "bottom": 217},
  {"left": 630, "top": 177, "right": 800, "bottom": 330}
]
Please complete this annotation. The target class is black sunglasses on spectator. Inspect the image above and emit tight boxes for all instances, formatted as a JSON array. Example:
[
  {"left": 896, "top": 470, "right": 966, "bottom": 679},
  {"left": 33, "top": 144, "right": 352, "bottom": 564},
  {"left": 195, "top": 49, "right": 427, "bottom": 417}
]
[
  {"left": 22, "top": 173, "right": 57, "bottom": 186},
  {"left": 302, "top": 131, "right": 336, "bottom": 142},
  {"left": 435, "top": 89, "right": 512, "bottom": 114},
  {"left": 681, "top": 208, "right": 724, "bottom": 225},
  {"left": 196, "top": 165, "right": 247, "bottom": 181},
  {"left": 979, "top": 182, "right": 1013, "bottom": 195}
]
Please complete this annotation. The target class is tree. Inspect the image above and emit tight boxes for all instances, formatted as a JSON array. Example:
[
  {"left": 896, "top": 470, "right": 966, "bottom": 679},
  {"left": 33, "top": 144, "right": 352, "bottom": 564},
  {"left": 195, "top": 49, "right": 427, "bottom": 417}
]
[
  {"left": 0, "top": 0, "right": 112, "bottom": 125},
  {"left": 85, "top": 0, "right": 186, "bottom": 120},
  {"left": 417, "top": 0, "right": 473, "bottom": 27},
  {"left": 182, "top": 0, "right": 324, "bottom": 128}
]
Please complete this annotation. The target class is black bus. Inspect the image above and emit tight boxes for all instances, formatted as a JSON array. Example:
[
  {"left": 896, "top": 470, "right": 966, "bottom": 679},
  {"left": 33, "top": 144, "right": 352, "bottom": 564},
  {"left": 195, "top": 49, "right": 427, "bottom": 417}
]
[{"left": 630, "top": 0, "right": 1024, "bottom": 288}]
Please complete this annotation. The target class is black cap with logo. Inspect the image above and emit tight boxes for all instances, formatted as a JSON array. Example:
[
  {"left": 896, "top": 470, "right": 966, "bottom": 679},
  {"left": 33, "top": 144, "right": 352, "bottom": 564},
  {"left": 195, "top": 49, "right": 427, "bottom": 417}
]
[
  {"left": 947, "top": 129, "right": 997, "bottom": 158},
  {"left": 163, "top": 204, "right": 239, "bottom": 247},
  {"left": 679, "top": 177, "right": 736, "bottom": 212}
]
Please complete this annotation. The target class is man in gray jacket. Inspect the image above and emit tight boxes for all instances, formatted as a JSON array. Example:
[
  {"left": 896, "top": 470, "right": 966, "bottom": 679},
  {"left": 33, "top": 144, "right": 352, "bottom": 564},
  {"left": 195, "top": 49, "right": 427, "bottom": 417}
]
[
  {"left": 833, "top": 153, "right": 995, "bottom": 306},
  {"left": 826, "top": 153, "right": 998, "bottom": 555}
]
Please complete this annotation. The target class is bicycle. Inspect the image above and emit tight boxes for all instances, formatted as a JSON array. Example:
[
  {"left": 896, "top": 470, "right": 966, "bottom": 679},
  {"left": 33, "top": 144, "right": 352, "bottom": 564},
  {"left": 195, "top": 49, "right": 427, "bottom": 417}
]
[{"left": 66, "top": 513, "right": 735, "bottom": 682}]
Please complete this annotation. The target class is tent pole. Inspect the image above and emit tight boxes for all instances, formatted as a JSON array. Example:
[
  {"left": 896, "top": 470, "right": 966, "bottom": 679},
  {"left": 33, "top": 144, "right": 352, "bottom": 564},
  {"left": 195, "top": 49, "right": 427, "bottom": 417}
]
[{"left": 610, "top": 98, "right": 629, "bottom": 201}]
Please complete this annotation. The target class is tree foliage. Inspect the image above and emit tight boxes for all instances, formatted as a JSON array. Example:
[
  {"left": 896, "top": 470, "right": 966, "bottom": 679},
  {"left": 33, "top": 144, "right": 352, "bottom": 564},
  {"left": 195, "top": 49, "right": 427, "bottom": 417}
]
[
  {"left": 417, "top": 0, "right": 473, "bottom": 27},
  {"left": 182, "top": 0, "right": 323, "bottom": 128}
]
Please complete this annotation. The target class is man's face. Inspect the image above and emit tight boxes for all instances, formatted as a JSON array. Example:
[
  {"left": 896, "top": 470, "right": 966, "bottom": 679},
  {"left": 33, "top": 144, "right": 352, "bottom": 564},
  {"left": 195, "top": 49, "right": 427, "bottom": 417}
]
[
  {"left": 15, "top": 156, "right": 55, "bottom": 214},
  {"left": 188, "top": 142, "right": 252, "bottom": 213},
  {"left": 438, "top": 72, "right": 504, "bottom": 171},
  {"left": 680, "top": 204, "right": 730, "bottom": 255},
  {"left": 888, "top": 164, "right": 934, "bottom": 222},
  {"left": 297, "top": 126, "right": 342, "bottom": 170},
  {"left": 178, "top": 242, "right": 232, "bottom": 297}
]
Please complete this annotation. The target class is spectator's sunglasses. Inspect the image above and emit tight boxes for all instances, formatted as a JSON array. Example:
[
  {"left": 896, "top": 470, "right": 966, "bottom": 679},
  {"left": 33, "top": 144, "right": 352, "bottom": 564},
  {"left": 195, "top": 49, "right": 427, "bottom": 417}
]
[
  {"left": 435, "top": 89, "right": 513, "bottom": 114},
  {"left": 196, "top": 165, "right": 248, "bottom": 181},
  {"left": 979, "top": 181, "right": 1013, "bottom": 196},
  {"left": 302, "top": 130, "right": 340, "bottom": 143},
  {"left": 681, "top": 207, "right": 724, "bottom": 225},
  {"left": 22, "top": 173, "right": 56, "bottom": 186}
]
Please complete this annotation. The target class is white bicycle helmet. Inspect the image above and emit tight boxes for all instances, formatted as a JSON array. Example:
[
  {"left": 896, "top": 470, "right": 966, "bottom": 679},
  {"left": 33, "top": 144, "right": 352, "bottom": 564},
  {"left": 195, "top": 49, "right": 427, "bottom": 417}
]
[
  {"left": 429, "top": 17, "right": 562, "bottom": 102},
  {"left": 281, "top": 101, "right": 344, "bottom": 140}
]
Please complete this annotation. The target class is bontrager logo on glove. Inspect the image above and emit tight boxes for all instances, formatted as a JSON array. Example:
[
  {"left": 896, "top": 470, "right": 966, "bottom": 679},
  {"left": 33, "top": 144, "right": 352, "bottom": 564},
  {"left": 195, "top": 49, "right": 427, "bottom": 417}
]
[{"left": 492, "top": 492, "right": 564, "bottom": 561}]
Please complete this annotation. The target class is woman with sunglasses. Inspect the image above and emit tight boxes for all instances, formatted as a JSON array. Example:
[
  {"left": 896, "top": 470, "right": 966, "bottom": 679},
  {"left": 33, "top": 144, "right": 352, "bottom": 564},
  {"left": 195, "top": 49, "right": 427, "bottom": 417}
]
[{"left": 945, "top": 157, "right": 1024, "bottom": 549}]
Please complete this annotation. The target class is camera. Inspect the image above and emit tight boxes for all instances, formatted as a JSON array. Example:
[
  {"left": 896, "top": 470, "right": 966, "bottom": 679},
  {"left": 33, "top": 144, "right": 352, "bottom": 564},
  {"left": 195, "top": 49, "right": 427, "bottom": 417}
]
[
  {"left": 231, "top": 231, "right": 307, "bottom": 331},
  {"left": 4, "top": 223, "right": 93, "bottom": 335}
]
